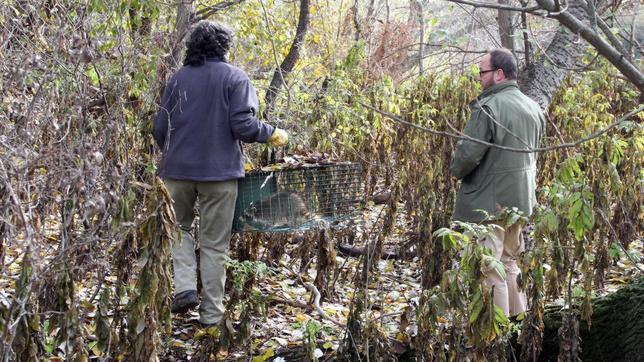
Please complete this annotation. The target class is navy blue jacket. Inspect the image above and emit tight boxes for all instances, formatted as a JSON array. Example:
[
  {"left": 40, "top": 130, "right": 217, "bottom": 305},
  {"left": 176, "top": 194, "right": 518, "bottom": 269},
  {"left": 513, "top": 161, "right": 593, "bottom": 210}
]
[{"left": 153, "top": 58, "right": 274, "bottom": 181}]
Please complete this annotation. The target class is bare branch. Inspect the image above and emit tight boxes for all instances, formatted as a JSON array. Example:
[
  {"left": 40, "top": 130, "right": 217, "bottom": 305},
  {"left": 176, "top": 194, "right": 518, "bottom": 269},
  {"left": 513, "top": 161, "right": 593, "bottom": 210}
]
[
  {"left": 535, "top": 0, "right": 644, "bottom": 92},
  {"left": 596, "top": 16, "right": 632, "bottom": 62},
  {"left": 445, "top": 0, "right": 542, "bottom": 13},
  {"left": 360, "top": 102, "right": 644, "bottom": 153},
  {"left": 195, "top": 0, "right": 245, "bottom": 22},
  {"left": 259, "top": 0, "right": 292, "bottom": 119},
  {"left": 528, "top": 22, "right": 602, "bottom": 72},
  {"left": 305, "top": 283, "right": 344, "bottom": 326},
  {"left": 498, "top": 0, "right": 516, "bottom": 51},
  {"left": 263, "top": 0, "right": 310, "bottom": 118},
  {"left": 595, "top": 208, "right": 644, "bottom": 274},
  {"left": 518, "top": 0, "right": 591, "bottom": 108},
  {"left": 519, "top": 0, "right": 532, "bottom": 66}
]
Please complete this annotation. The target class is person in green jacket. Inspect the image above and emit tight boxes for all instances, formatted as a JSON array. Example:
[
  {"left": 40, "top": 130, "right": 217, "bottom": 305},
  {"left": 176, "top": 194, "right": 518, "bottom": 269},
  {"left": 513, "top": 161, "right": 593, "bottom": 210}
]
[{"left": 450, "top": 48, "right": 546, "bottom": 317}]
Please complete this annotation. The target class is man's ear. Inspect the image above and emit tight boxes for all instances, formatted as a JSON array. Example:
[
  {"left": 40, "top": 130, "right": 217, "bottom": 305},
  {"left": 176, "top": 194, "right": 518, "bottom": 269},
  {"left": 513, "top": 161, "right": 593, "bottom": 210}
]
[{"left": 495, "top": 70, "right": 507, "bottom": 82}]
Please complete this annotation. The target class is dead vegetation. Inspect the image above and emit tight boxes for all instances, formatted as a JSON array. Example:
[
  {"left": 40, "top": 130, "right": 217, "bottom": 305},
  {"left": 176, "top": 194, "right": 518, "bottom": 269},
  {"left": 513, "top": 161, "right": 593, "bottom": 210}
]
[{"left": 1, "top": 1, "right": 643, "bottom": 361}]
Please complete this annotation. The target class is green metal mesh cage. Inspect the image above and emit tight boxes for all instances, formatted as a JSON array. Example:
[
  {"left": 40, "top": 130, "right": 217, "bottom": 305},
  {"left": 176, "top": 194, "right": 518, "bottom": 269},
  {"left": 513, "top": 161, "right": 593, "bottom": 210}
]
[{"left": 232, "top": 162, "right": 363, "bottom": 232}]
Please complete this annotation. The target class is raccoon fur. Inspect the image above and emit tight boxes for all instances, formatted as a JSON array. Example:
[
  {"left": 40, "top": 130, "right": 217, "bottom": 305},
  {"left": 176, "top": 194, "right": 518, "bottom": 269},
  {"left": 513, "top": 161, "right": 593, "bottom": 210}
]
[{"left": 242, "top": 192, "right": 309, "bottom": 230}]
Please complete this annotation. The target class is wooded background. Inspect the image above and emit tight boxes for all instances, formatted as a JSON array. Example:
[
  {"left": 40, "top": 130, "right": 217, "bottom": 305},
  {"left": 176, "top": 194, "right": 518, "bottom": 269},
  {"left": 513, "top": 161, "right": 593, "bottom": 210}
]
[{"left": 0, "top": 0, "right": 642, "bottom": 360}]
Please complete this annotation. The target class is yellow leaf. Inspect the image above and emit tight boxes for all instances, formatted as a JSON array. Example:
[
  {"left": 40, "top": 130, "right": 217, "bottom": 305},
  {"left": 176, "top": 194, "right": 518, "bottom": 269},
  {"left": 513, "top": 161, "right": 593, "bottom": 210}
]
[
  {"left": 323, "top": 307, "right": 337, "bottom": 316},
  {"left": 173, "top": 340, "right": 185, "bottom": 348},
  {"left": 194, "top": 329, "right": 206, "bottom": 339},
  {"left": 207, "top": 326, "right": 220, "bottom": 337},
  {"left": 217, "top": 350, "right": 229, "bottom": 359},
  {"left": 91, "top": 346, "right": 103, "bottom": 357},
  {"left": 81, "top": 300, "right": 96, "bottom": 311},
  {"left": 396, "top": 332, "right": 407, "bottom": 342},
  {"left": 252, "top": 348, "right": 275, "bottom": 362},
  {"left": 295, "top": 313, "right": 309, "bottom": 322}
]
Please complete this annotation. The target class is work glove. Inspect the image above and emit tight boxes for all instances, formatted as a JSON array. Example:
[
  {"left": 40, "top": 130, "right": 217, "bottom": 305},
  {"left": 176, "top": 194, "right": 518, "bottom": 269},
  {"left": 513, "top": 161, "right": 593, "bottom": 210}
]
[{"left": 267, "top": 128, "right": 288, "bottom": 147}]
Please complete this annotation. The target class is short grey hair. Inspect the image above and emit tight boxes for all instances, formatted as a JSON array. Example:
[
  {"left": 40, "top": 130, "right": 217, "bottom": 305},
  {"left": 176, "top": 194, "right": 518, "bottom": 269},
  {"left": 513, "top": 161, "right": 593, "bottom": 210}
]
[{"left": 489, "top": 48, "right": 517, "bottom": 80}]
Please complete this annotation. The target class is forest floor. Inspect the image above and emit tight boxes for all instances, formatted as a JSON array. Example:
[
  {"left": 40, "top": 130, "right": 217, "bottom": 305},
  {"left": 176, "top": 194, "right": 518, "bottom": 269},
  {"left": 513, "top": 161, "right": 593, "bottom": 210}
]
[
  {"left": 1, "top": 203, "right": 641, "bottom": 361},
  {"left": 165, "top": 202, "right": 423, "bottom": 361},
  {"left": 161, "top": 202, "right": 644, "bottom": 361}
]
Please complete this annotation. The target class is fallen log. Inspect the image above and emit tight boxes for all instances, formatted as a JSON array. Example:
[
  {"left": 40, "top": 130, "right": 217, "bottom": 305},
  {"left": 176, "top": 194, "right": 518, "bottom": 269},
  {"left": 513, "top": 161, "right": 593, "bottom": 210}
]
[
  {"left": 396, "top": 277, "right": 644, "bottom": 360},
  {"left": 337, "top": 244, "right": 401, "bottom": 260},
  {"left": 539, "top": 276, "right": 644, "bottom": 361}
]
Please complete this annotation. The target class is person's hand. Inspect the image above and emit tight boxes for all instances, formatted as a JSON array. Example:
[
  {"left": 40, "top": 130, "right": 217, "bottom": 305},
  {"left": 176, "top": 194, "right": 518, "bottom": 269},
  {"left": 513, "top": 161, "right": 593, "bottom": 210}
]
[{"left": 268, "top": 128, "right": 288, "bottom": 147}]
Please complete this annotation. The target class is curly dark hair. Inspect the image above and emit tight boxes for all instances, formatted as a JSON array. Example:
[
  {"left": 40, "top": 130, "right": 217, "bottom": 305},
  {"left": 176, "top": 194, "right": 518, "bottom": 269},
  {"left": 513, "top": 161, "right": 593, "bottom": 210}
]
[{"left": 183, "top": 21, "right": 233, "bottom": 66}]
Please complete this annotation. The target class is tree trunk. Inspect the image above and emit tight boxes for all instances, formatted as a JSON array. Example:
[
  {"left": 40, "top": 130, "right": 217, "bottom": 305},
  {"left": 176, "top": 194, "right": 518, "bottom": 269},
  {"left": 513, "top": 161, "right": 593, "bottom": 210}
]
[
  {"left": 154, "top": 0, "right": 195, "bottom": 102},
  {"left": 411, "top": 0, "right": 424, "bottom": 76},
  {"left": 401, "top": 278, "right": 644, "bottom": 360},
  {"left": 352, "top": 0, "right": 361, "bottom": 41},
  {"left": 263, "top": 0, "right": 310, "bottom": 118},
  {"left": 497, "top": 0, "right": 515, "bottom": 52},
  {"left": 518, "top": 0, "right": 588, "bottom": 109},
  {"left": 538, "top": 277, "right": 644, "bottom": 361},
  {"left": 534, "top": 0, "right": 644, "bottom": 94},
  {"left": 171, "top": 2, "right": 195, "bottom": 66}
]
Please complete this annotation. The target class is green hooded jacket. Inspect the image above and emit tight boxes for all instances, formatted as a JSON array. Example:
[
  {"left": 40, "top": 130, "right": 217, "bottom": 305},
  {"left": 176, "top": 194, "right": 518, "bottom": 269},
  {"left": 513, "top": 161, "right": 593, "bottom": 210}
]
[{"left": 450, "top": 81, "right": 546, "bottom": 223}]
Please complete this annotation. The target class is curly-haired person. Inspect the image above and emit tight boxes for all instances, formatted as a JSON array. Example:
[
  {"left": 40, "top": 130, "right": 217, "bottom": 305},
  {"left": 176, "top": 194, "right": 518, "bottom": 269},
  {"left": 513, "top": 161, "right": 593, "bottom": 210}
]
[{"left": 153, "top": 21, "right": 288, "bottom": 327}]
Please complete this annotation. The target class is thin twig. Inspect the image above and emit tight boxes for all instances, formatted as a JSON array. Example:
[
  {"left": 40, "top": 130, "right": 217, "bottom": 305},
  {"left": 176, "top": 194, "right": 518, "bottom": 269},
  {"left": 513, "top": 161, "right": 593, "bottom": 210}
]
[
  {"left": 195, "top": 0, "right": 245, "bottom": 22},
  {"left": 268, "top": 296, "right": 308, "bottom": 308},
  {"left": 595, "top": 208, "right": 643, "bottom": 274},
  {"left": 445, "top": 0, "right": 542, "bottom": 13},
  {"left": 360, "top": 102, "right": 644, "bottom": 154},
  {"left": 281, "top": 260, "right": 344, "bottom": 326},
  {"left": 304, "top": 282, "right": 344, "bottom": 326},
  {"left": 528, "top": 20, "right": 601, "bottom": 72},
  {"left": 368, "top": 312, "right": 402, "bottom": 323},
  {"left": 259, "top": 0, "right": 292, "bottom": 119}
]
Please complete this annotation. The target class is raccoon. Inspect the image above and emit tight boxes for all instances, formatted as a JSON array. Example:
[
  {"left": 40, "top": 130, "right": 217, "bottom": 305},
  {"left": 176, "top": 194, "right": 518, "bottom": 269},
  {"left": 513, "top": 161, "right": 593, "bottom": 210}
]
[{"left": 242, "top": 192, "right": 309, "bottom": 230}]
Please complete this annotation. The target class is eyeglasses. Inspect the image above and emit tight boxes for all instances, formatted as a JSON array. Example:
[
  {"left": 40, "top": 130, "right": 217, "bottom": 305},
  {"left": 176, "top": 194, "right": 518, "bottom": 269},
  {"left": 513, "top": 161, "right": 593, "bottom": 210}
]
[{"left": 478, "top": 68, "right": 498, "bottom": 76}]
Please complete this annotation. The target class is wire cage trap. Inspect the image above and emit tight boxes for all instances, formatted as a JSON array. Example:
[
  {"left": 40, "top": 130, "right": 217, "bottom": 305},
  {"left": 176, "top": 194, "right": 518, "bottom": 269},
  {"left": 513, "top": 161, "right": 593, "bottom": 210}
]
[{"left": 232, "top": 162, "right": 364, "bottom": 232}]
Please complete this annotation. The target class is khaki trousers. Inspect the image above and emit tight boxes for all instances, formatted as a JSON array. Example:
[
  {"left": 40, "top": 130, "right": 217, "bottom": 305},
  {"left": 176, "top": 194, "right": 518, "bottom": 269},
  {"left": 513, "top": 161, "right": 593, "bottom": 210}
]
[
  {"left": 478, "top": 222, "right": 527, "bottom": 317},
  {"left": 164, "top": 179, "right": 238, "bottom": 325}
]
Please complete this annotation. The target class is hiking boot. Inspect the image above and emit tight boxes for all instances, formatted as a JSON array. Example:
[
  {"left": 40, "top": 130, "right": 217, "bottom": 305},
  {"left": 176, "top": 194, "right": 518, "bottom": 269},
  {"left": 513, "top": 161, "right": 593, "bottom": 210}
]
[{"left": 171, "top": 290, "right": 199, "bottom": 314}]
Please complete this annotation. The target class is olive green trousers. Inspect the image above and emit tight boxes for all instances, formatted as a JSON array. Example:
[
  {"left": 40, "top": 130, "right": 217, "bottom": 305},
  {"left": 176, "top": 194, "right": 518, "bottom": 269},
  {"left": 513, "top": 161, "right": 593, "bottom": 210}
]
[{"left": 164, "top": 178, "right": 238, "bottom": 325}]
